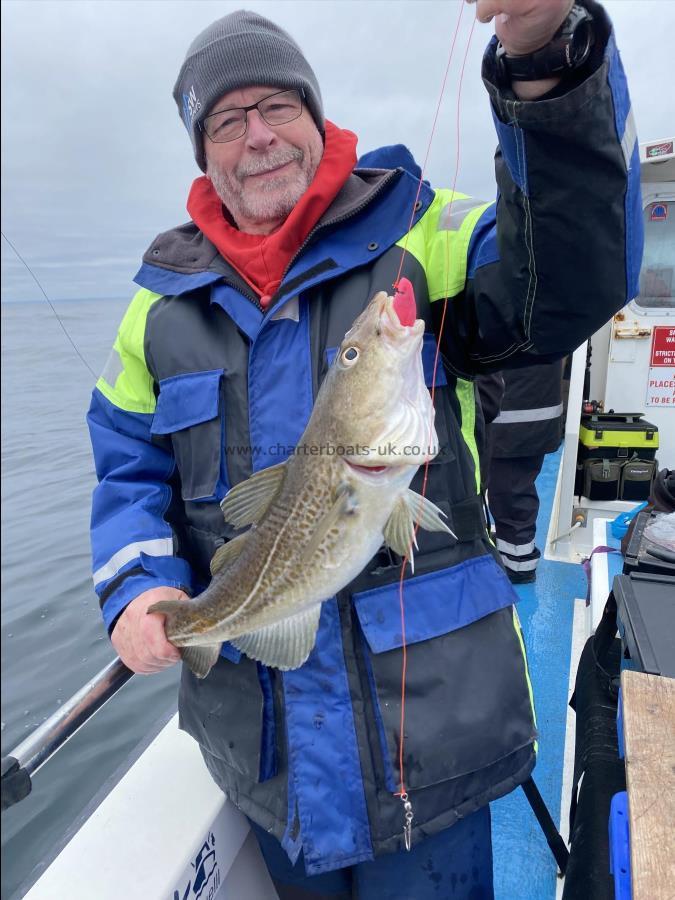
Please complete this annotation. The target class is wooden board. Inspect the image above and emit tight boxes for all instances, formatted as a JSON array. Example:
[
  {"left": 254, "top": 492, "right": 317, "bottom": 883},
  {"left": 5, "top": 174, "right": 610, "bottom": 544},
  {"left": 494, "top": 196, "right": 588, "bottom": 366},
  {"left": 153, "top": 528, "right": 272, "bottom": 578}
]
[{"left": 620, "top": 670, "right": 675, "bottom": 900}]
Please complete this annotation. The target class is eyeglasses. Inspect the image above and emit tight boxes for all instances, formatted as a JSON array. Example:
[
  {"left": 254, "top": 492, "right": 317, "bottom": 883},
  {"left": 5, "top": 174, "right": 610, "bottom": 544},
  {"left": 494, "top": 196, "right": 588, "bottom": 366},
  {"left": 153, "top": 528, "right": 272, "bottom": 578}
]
[{"left": 201, "top": 89, "right": 305, "bottom": 144}]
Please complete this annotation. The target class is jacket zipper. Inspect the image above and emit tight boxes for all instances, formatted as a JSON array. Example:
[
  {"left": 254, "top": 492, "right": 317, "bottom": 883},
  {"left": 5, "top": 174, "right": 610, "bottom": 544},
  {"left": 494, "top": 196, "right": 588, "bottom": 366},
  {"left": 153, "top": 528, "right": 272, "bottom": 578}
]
[
  {"left": 217, "top": 277, "right": 263, "bottom": 310},
  {"left": 282, "top": 169, "right": 399, "bottom": 281}
]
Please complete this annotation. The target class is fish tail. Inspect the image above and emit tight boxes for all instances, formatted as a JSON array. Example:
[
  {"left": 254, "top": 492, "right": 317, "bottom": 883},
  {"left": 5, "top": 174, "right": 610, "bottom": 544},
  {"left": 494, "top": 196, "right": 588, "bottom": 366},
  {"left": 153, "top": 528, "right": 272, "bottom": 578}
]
[
  {"left": 147, "top": 599, "right": 183, "bottom": 618},
  {"left": 147, "top": 600, "right": 221, "bottom": 678}
]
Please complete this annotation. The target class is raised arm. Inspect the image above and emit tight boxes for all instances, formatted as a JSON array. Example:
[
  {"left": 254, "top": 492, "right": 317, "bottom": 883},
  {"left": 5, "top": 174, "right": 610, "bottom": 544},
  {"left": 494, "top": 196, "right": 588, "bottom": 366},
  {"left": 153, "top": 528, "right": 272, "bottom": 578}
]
[{"left": 435, "top": 0, "right": 642, "bottom": 376}]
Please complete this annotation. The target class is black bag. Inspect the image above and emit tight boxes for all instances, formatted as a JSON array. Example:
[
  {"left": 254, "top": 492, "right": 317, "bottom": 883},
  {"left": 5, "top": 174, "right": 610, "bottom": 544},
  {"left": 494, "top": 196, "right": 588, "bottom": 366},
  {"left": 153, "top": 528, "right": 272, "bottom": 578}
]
[
  {"left": 576, "top": 456, "right": 657, "bottom": 502},
  {"left": 620, "top": 468, "right": 675, "bottom": 553},
  {"left": 619, "top": 458, "right": 657, "bottom": 501},
  {"left": 581, "top": 459, "right": 622, "bottom": 501},
  {"left": 563, "top": 629, "right": 625, "bottom": 899}
]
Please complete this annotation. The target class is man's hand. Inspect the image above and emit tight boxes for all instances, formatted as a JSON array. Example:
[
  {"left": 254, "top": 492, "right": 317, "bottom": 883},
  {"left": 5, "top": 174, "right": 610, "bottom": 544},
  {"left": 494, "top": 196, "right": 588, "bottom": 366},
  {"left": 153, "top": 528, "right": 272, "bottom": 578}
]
[
  {"left": 471, "top": 0, "right": 575, "bottom": 99},
  {"left": 473, "top": 0, "right": 574, "bottom": 55},
  {"left": 111, "top": 586, "right": 188, "bottom": 674}
]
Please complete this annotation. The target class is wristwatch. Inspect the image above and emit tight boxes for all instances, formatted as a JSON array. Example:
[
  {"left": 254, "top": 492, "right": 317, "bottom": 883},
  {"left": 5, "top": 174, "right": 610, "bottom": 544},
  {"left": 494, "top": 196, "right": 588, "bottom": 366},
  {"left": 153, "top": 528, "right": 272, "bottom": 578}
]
[{"left": 495, "top": 4, "right": 595, "bottom": 86}]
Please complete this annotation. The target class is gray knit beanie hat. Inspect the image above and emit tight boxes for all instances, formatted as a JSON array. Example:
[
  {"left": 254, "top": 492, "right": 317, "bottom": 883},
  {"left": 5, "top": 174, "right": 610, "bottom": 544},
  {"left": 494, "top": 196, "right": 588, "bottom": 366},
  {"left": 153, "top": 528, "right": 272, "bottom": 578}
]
[{"left": 173, "top": 9, "right": 325, "bottom": 172}]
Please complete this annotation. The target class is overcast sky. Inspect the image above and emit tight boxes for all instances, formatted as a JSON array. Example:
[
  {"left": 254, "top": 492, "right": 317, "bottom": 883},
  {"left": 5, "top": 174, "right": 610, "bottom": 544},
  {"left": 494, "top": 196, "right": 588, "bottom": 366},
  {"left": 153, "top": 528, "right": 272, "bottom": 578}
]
[{"left": 2, "top": 0, "right": 674, "bottom": 303}]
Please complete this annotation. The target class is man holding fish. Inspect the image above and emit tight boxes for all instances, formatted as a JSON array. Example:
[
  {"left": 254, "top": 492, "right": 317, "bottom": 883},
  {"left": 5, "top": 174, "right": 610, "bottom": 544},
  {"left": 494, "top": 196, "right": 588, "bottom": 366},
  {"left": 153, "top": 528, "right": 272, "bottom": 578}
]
[{"left": 87, "top": 1, "right": 641, "bottom": 896}]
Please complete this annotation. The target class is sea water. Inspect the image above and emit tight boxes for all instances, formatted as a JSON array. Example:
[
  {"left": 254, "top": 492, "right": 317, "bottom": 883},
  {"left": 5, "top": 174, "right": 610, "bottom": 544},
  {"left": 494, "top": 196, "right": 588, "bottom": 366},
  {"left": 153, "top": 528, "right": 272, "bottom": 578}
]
[{"left": 1, "top": 300, "right": 180, "bottom": 898}]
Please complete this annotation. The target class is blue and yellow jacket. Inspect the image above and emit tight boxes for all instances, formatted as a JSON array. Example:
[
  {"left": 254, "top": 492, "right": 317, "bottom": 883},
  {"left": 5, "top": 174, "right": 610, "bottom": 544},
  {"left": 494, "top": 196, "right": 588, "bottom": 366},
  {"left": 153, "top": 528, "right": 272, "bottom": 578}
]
[{"left": 88, "top": 6, "right": 641, "bottom": 874}]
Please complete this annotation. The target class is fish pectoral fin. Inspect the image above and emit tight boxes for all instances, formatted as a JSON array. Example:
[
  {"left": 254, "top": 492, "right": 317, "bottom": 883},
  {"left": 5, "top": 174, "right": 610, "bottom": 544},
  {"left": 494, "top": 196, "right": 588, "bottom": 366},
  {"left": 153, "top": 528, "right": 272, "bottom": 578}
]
[
  {"left": 383, "top": 491, "right": 456, "bottom": 572},
  {"left": 181, "top": 643, "right": 222, "bottom": 679},
  {"left": 406, "top": 490, "right": 457, "bottom": 539},
  {"left": 210, "top": 533, "right": 249, "bottom": 576},
  {"left": 220, "top": 462, "right": 287, "bottom": 528},
  {"left": 383, "top": 496, "right": 417, "bottom": 572},
  {"left": 231, "top": 605, "right": 322, "bottom": 670}
]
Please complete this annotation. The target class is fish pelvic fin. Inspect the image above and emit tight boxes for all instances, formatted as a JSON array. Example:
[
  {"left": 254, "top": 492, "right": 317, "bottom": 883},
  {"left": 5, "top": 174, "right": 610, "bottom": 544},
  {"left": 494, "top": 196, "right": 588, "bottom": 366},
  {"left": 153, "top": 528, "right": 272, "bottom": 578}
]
[
  {"left": 181, "top": 643, "right": 222, "bottom": 679},
  {"left": 220, "top": 461, "right": 287, "bottom": 528},
  {"left": 210, "top": 532, "right": 248, "bottom": 576},
  {"left": 231, "top": 604, "right": 322, "bottom": 670}
]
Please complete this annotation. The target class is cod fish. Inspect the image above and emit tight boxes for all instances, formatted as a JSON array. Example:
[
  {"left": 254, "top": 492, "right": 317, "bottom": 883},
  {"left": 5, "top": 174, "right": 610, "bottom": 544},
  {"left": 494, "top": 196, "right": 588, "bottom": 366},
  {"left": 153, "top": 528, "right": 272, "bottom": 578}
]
[{"left": 149, "top": 280, "right": 454, "bottom": 677}]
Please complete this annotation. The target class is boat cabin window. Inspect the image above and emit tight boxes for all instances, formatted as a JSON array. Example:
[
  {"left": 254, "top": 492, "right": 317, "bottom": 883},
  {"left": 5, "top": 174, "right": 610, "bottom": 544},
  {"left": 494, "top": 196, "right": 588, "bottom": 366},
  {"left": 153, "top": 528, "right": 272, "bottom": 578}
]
[{"left": 636, "top": 200, "right": 675, "bottom": 308}]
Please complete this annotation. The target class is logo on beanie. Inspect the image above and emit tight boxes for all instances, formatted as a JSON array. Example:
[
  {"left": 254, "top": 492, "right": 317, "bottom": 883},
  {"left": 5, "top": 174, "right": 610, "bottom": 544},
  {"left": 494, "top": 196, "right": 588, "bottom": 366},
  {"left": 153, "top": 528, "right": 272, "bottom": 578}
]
[{"left": 182, "top": 84, "right": 202, "bottom": 127}]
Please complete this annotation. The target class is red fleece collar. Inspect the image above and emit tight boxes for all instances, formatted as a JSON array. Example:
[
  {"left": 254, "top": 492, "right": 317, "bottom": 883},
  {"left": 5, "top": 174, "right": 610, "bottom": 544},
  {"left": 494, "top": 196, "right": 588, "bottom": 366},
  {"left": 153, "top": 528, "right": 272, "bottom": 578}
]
[{"left": 187, "top": 121, "right": 358, "bottom": 307}]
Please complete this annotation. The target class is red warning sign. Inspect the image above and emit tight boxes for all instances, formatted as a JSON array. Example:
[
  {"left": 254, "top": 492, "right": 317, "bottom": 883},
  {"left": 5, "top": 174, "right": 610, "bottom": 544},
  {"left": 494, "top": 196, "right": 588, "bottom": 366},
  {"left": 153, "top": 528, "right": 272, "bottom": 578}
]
[
  {"left": 650, "top": 326, "right": 675, "bottom": 366},
  {"left": 646, "top": 141, "right": 673, "bottom": 158},
  {"left": 650, "top": 203, "right": 668, "bottom": 221}
]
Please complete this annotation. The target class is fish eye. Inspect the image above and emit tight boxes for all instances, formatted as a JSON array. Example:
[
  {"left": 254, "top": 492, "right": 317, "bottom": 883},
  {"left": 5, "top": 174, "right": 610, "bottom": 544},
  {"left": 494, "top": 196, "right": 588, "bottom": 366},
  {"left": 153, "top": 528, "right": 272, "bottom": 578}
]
[{"left": 341, "top": 346, "right": 359, "bottom": 366}]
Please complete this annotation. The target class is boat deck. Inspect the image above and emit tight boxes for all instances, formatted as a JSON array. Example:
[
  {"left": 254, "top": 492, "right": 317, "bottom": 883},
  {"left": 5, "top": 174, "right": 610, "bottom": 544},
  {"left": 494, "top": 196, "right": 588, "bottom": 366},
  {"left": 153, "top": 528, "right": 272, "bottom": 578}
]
[{"left": 492, "top": 448, "right": 587, "bottom": 900}]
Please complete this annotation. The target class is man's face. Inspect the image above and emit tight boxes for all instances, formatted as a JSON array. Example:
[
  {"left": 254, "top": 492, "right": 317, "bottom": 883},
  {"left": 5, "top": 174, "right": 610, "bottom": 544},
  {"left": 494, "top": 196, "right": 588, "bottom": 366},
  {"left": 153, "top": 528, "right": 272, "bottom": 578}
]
[{"left": 203, "top": 84, "right": 324, "bottom": 235}]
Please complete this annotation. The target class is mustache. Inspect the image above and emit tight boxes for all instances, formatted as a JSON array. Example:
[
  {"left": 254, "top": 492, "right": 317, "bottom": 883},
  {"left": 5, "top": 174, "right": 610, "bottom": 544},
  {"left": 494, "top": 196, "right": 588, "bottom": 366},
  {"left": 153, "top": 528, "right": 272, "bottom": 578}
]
[{"left": 236, "top": 148, "right": 304, "bottom": 179}]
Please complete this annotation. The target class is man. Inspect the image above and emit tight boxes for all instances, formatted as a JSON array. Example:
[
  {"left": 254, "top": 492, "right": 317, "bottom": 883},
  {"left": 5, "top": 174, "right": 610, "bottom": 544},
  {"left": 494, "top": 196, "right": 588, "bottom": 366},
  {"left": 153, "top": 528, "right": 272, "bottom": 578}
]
[
  {"left": 87, "top": 3, "right": 641, "bottom": 897},
  {"left": 487, "top": 360, "right": 565, "bottom": 583}
]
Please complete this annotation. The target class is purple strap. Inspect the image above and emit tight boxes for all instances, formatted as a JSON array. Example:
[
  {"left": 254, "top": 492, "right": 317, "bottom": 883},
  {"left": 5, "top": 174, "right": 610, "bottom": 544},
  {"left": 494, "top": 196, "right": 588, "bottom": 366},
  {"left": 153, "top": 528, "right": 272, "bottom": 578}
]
[{"left": 581, "top": 546, "right": 621, "bottom": 605}]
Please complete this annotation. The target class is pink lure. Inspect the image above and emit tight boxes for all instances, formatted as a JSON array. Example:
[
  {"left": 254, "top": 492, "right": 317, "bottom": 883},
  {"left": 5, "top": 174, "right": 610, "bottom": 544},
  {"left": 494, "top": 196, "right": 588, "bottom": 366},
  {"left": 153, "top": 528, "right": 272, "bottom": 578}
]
[{"left": 392, "top": 277, "right": 417, "bottom": 326}]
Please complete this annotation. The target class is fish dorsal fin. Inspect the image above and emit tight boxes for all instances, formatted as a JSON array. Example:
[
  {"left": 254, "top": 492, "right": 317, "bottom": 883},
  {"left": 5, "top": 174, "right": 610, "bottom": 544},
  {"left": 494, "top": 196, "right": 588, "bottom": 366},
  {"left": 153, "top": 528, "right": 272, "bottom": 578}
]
[
  {"left": 210, "top": 532, "right": 249, "bottom": 576},
  {"left": 230, "top": 604, "right": 322, "bottom": 670},
  {"left": 383, "top": 490, "right": 456, "bottom": 573},
  {"left": 181, "top": 643, "right": 222, "bottom": 679},
  {"left": 220, "top": 461, "right": 287, "bottom": 528}
]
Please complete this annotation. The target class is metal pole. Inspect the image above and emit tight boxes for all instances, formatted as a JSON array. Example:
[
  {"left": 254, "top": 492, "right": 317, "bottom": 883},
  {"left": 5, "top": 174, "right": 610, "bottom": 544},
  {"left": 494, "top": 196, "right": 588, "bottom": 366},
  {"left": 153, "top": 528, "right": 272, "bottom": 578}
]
[
  {"left": 2, "top": 657, "right": 133, "bottom": 810},
  {"left": 552, "top": 341, "right": 587, "bottom": 557}
]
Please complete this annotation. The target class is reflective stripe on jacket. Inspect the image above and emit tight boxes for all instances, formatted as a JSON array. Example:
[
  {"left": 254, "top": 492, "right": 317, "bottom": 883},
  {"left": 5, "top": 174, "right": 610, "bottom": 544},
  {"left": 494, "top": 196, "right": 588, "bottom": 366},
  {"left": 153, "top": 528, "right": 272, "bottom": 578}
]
[{"left": 491, "top": 360, "right": 565, "bottom": 458}]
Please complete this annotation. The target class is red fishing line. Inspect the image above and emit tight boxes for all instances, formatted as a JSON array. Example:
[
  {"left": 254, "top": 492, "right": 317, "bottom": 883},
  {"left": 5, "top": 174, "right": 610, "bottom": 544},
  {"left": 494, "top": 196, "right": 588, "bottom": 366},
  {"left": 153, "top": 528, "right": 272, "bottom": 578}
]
[
  {"left": 393, "top": 6, "right": 476, "bottom": 805},
  {"left": 393, "top": 0, "right": 466, "bottom": 292}
]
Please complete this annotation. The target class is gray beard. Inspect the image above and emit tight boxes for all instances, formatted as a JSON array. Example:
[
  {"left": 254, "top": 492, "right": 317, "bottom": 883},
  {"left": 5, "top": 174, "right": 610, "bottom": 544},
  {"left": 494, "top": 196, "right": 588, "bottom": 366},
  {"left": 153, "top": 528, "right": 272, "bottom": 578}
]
[{"left": 207, "top": 147, "right": 311, "bottom": 228}]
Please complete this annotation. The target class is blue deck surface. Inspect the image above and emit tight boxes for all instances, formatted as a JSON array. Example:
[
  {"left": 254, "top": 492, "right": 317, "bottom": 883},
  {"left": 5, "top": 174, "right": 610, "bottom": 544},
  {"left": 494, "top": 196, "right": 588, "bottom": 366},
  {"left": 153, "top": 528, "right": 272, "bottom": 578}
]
[{"left": 492, "top": 448, "right": 586, "bottom": 900}]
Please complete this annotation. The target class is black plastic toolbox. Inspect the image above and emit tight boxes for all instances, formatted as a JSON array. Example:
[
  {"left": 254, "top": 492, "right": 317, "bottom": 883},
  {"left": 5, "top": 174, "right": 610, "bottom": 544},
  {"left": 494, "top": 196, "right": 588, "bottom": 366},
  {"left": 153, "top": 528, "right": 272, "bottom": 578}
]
[{"left": 612, "top": 572, "right": 675, "bottom": 678}]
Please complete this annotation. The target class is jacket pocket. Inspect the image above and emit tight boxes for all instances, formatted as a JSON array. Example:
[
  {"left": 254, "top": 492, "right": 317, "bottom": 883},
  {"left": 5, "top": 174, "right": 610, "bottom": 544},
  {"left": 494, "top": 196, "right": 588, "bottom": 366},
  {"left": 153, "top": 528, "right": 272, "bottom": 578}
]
[
  {"left": 353, "top": 555, "right": 536, "bottom": 791},
  {"left": 151, "top": 369, "right": 225, "bottom": 501}
]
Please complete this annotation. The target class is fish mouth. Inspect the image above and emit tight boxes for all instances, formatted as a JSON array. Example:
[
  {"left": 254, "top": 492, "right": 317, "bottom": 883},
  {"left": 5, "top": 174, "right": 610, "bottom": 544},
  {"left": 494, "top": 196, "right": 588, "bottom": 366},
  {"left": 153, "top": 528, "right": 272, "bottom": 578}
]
[
  {"left": 378, "top": 293, "right": 424, "bottom": 347},
  {"left": 342, "top": 287, "right": 424, "bottom": 352},
  {"left": 344, "top": 460, "right": 391, "bottom": 477}
]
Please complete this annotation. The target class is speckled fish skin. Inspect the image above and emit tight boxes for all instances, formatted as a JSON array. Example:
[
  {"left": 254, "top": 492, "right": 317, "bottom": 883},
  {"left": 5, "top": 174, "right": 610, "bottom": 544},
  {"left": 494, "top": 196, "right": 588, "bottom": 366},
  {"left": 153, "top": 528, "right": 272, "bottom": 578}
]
[{"left": 149, "top": 289, "right": 451, "bottom": 675}]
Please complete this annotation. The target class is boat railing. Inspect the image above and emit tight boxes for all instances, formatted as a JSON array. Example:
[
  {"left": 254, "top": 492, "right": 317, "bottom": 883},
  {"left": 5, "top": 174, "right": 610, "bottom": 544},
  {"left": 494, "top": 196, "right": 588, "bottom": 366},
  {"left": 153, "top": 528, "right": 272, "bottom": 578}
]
[
  {"left": 2, "top": 652, "right": 570, "bottom": 877},
  {"left": 1, "top": 657, "right": 133, "bottom": 812}
]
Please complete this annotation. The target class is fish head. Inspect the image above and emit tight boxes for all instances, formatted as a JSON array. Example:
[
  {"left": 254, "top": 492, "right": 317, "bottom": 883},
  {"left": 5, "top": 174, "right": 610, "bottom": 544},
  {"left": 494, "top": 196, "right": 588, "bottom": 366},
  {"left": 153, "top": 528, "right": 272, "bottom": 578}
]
[{"left": 315, "top": 280, "right": 439, "bottom": 474}]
